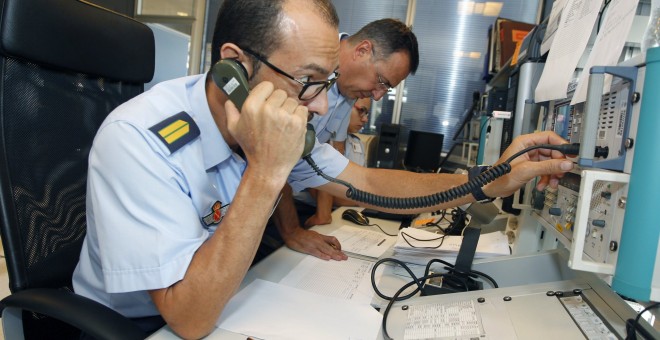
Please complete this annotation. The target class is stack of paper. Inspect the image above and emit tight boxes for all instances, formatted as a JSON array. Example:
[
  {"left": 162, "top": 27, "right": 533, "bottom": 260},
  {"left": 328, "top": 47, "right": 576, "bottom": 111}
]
[
  {"left": 216, "top": 279, "right": 381, "bottom": 340},
  {"left": 328, "top": 225, "right": 397, "bottom": 259},
  {"left": 279, "top": 255, "right": 383, "bottom": 306},
  {"left": 392, "top": 228, "right": 510, "bottom": 266}
]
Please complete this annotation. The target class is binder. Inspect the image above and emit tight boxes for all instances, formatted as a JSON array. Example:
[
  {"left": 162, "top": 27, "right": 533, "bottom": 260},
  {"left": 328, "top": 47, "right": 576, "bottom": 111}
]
[{"left": 488, "top": 18, "right": 535, "bottom": 74}]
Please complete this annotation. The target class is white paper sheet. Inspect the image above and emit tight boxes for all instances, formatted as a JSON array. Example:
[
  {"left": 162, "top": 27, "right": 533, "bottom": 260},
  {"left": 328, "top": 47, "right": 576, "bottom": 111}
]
[
  {"left": 391, "top": 229, "right": 510, "bottom": 266},
  {"left": 541, "top": 0, "right": 569, "bottom": 55},
  {"left": 329, "top": 225, "right": 397, "bottom": 258},
  {"left": 570, "top": 0, "right": 640, "bottom": 105},
  {"left": 279, "top": 255, "right": 383, "bottom": 305},
  {"left": 394, "top": 229, "right": 509, "bottom": 254},
  {"left": 216, "top": 279, "right": 382, "bottom": 340},
  {"left": 535, "top": 0, "right": 604, "bottom": 102}
]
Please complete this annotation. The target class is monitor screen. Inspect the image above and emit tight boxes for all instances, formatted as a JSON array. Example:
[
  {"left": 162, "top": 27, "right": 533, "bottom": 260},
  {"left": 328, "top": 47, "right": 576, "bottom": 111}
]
[{"left": 404, "top": 130, "right": 444, "bottom": 172}]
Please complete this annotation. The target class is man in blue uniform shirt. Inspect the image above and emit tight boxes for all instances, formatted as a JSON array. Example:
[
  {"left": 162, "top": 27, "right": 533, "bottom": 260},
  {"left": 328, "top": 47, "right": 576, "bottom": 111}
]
[
  {"left": 295, "top": 98, "right": 373, "bottom": 226},
  {"left": 73, "top": 0, "right": 574, "bottom": 338},
  {"left": 313, "top": 19, "right": 418, "bottom": 155},
  {"left": 267, "top": 18, "right": 421, "bottom": 262}
]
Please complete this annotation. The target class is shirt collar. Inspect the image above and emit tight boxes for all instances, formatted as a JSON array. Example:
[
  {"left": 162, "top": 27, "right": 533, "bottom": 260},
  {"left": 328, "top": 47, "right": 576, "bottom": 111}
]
[{"left": 188, "top": 74, "right": 233, "bottom": 170}]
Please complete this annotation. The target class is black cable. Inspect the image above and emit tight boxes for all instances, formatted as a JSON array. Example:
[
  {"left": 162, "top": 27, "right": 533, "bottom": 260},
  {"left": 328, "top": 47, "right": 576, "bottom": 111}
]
[
  {"left": 368, "top": 223, "right": 398, "bottom": 236},
  {"left": 470, "top": 269, "right": 498, "bottom": 288},
  {"left": 370, "top": 258, "right": 426, "bottom": 301},
  {"left": 306, "top": 154, "right": 511, "bottom": 208},
  {"left": 437, "top": 209, "right": 448, "bottom": 223},
  {"left": 424, "top": 258, "right": 455, "bottom": 275},
  {"left": 426, "top": 209, "right": 450, "bottom": 229},
  {"left": 399, "top": 231, "right": 446, "bottom": 249},
  {"left": 503, "top": 143, "right": 580, "bottom": 164},
  {"left": 371, "top": 257, "right": 500, "bottom": 340},
  {"left": 444, "top": 208, "right": 468, "bottom": 235},
  {"left": 304, "top": 143, "right": 580, "bottom": 210},
  {"left": 597, "top": 0, "right": 612, "bottom": 34},
  {"left": 626, "top": 302, "right": 660, "bottom": 340}
]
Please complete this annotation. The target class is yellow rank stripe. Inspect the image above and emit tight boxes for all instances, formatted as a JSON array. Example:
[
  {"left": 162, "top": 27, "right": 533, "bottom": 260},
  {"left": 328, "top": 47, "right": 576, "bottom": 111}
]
[{"left": 159, "top": 120, "right": 189, "bottom": 144}]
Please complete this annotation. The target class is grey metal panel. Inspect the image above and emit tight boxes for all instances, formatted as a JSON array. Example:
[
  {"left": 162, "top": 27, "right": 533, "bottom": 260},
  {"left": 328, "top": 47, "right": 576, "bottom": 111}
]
[{"left": 514, "top": 61, "right": 545, "bottom": 137}]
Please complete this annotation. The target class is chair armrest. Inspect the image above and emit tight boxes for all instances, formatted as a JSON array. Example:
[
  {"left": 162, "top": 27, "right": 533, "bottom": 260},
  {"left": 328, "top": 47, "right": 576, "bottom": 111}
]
[{"left": 0, "top": 288, "right": 146, "bottom": 340}]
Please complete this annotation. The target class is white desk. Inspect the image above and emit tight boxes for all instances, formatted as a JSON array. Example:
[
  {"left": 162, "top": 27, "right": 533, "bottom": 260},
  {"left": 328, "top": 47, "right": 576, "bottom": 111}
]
[
  {"left": 148, "top": 207, "right": 649, "bottom": 340},
  {"left": 148, "top": 207, "right": 401, "bottom": 339}
]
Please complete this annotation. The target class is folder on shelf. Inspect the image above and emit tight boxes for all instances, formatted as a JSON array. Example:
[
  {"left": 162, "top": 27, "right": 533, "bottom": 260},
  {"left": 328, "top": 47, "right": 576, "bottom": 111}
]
[{"left": 488, "top": 18, "right": 535, "bottom": 74}]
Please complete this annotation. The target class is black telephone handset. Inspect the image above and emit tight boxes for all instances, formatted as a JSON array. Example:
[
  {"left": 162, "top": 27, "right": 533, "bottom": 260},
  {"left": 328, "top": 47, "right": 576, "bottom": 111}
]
[{"left": 211, "top": 59, "right": 315, "bottom": 158}]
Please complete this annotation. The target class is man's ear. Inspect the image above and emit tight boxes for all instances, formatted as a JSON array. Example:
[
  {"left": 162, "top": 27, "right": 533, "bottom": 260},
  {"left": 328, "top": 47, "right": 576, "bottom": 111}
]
[
  {"left": 353, "top": 40, "right": 373, "bottom": 60},
  {"left": 219, "top": 43, "right": 253, "bottom": 78}
]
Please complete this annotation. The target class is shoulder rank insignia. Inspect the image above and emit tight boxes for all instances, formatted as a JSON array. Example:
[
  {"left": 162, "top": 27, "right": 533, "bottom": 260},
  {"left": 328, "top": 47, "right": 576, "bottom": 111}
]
[{"left": 149, "top": 111, "right": 200, "bottom": 154}]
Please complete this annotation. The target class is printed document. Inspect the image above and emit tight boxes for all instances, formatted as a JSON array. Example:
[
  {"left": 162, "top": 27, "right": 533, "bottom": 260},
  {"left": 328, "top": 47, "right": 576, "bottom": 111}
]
[
  {"left": 279, "top": 255, "right": 383, "bottom": 305},
  {"left": 329, "top": 225, "right": 397, "bottom": 259},
  {"left": 571, "top": 0, "right": 640, "bottom": 104},
  {"left": 216, "top": 279, "right": 381, "bottom": 340},
  {"left": 535, "top": 0, "right": 604, "bottom": 102},
  {"left": 541, "top": 0, "right": 569, "bottom": 55}
]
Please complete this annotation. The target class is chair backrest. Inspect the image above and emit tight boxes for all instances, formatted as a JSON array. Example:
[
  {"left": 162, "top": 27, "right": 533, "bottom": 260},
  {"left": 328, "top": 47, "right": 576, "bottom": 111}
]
[{"left": 0, "top": 0, "right": 154, "bottom": 294}]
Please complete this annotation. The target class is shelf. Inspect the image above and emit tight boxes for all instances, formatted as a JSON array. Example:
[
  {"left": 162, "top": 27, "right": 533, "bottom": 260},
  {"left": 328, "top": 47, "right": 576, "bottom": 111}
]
[{"left": 486, "top": 55, "right": 514, "bottom": 90}]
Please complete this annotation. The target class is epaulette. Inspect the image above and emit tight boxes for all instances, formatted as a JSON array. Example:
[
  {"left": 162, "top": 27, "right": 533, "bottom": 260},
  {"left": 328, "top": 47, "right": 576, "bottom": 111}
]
[{"left": 149, "top": 111, "right": 200, "bottom": 154}]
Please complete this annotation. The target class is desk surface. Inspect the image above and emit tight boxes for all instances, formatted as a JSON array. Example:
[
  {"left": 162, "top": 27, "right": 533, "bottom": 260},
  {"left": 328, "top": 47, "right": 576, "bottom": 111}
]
[
  {"left": 149, "top": 206, "right": 400, "bottom": 339},
  {"left": 148, "top": 207, "right": 647, "bottom": 340}
]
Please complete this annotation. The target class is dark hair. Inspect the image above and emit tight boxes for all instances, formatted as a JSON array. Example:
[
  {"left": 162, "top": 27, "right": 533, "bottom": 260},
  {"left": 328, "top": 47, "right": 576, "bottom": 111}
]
[
  {"left": 210, "top": 0, "right": 339, "bottom": 70},
  {"left": 349, "top": 18, "right": 419, "bottom": 75}
]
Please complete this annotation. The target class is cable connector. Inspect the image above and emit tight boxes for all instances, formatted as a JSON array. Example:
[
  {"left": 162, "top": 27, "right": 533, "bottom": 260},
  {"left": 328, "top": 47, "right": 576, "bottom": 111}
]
[
  {"left": 595, "top": 146, "right": 609, "bottom": 158},
  {"left": 555, "top": 143, "right": 581, "bottom": 156}
]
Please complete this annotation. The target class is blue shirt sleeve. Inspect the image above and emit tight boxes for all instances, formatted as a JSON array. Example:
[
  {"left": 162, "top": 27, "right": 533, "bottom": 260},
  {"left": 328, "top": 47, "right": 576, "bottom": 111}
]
[
  {"left": 287, "top": 140, "right": 349, "bottom": 192},
  {"left": 88, "top": 121, "right": 207, "bottom": 293}
]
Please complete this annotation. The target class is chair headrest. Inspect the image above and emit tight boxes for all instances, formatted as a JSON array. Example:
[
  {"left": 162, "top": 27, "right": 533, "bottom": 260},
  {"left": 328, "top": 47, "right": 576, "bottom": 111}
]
[{"left": 0, "top": 0, "right": 155, "bottom": 83}]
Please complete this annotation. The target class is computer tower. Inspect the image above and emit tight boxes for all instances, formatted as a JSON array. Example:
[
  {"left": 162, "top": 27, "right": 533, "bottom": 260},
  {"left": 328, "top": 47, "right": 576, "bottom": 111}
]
[{"left": 373, "top": 123, "right": 404, "bottom": 169}]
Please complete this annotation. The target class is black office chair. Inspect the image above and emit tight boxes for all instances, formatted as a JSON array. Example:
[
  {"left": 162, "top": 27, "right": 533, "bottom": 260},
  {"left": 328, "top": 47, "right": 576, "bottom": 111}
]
[{"left": 0, "top": 0, "right": 154, "bottom": 338}]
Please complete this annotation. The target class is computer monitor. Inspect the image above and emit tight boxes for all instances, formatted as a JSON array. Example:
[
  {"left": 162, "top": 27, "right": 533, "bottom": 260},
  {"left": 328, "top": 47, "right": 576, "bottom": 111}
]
[{"left": 403, "top": 130, "right": 444, "bottom": 173}]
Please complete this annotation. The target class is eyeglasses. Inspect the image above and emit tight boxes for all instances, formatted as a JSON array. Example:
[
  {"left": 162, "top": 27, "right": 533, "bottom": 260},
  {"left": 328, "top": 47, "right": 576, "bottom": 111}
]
[
  {"left": 375, "top": 73, "right": 393, "bottom": 92},
  {"left": 353, "top": 104, "right": 369, "bottom": 119},
  {"left": 242, "top": 47, "right": 339, "bottom": 101},
  {"left": 371, "top": 46, "right": 393, "bottom": 92}
]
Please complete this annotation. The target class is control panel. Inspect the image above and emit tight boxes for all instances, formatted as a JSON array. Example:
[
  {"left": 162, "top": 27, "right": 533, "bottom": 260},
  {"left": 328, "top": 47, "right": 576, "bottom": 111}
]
[
  {"left": 572, "top": 77, "right": 633, "bottom": 172},
  {"left": 536, "top": 172, "right": 580, "bottom": 241},
  {"left": 526, "top": 64, "right": 644, "bottom": 275},
  {"left": 579, "top": 177, "right": 626, "bottom": 265},
  {"left": 533, "top": 168, "right": 629, "bottom": 274}
]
